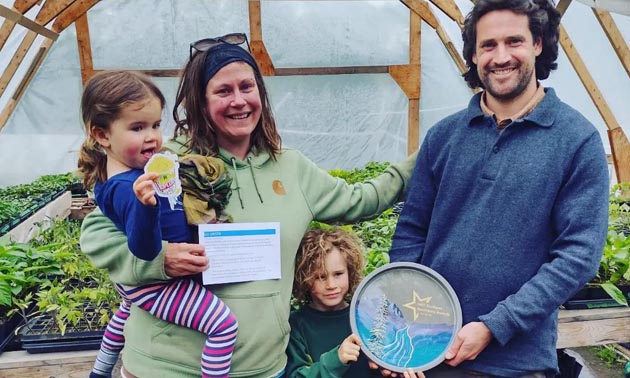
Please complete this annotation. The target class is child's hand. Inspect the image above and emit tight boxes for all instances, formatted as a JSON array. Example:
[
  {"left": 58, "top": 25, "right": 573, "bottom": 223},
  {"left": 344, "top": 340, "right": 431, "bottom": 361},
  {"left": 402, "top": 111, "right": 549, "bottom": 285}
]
[
  {"left": 338, "top": 334, "right": 361, "bottom": 364},
  {"left": 402, "top": 369, "right": 425, "bottom": 378},
  {"left": 133, "top": 172, "right": 159, "bottom": 206}
]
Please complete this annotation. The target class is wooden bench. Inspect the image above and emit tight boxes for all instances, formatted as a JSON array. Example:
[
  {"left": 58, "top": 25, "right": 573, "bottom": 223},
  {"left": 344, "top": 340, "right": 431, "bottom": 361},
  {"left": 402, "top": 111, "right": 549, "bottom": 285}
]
[{"left": 1, "top": 307, "right": 629, "bottom": 376}]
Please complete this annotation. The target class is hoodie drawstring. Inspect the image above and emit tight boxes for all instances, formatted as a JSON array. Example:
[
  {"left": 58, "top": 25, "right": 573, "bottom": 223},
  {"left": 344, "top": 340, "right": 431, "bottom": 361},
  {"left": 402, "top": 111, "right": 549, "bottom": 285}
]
[
  {"left": 247, "top": 156, "right": 264, "bottom": 204},
  {"left": 230, "top": 157, "right": 244, "bottom": 209},
  {"left": 230, "top": 156, "right": 264, "bottom": 209}
]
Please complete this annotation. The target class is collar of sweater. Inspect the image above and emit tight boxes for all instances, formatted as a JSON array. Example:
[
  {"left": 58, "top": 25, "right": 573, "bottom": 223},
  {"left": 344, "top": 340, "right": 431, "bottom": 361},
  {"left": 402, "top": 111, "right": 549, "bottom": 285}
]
[
  {"left": 217, "top": 147, "right": 271, "bottom": 169},
  {"left": 164, "top": 136, "right": 272, "bottom": 169},
  {"left": 464, "top": 87, "right": 558, "bottom": 129}
]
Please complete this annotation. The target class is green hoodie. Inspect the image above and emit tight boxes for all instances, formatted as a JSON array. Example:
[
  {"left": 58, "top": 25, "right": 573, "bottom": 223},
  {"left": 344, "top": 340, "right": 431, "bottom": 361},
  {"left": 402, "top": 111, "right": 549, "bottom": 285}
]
[{"left": 80, "top": 143, "right": 416, "bottom": 378}]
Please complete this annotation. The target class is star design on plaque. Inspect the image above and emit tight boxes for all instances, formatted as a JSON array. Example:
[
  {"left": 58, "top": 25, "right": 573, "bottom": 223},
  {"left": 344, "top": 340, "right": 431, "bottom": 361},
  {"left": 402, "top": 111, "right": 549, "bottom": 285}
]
[{"left": 403, "top": 290, "right": 433, "bottom": 321}]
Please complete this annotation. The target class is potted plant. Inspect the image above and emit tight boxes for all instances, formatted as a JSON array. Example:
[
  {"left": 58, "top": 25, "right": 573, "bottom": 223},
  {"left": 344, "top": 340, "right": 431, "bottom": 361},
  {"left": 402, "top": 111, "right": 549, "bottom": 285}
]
[
  {"left": 563, "top": 184, "right": 630, "bottom": 309},
  {"left": 0, "top": 242, "right": 63, "bottom": 353},
  {"left": 19, "top": 276, "right": 118, "bottom": 353},
  {"left": 4, "top": 218, "right": 118, "bottom": 353}
]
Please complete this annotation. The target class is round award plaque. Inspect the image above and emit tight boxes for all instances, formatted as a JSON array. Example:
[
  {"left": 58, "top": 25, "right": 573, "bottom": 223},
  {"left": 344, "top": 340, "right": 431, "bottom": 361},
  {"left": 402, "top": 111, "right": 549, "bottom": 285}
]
[{"left": 350, "top": 262, "right": 462, "bottom": 372}]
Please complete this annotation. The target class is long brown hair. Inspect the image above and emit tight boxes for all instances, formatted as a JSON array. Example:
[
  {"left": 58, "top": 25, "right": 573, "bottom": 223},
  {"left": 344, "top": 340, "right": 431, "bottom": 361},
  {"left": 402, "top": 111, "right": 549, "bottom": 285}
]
[
  {"left": 172, "top": 47, "right": 281, "bottom": 158},
  {"left": 293, "top": 228, "right": 365, "bottom": 305},
  {"left": 77, "top": 70, "right": 165, "bottom": 189}
]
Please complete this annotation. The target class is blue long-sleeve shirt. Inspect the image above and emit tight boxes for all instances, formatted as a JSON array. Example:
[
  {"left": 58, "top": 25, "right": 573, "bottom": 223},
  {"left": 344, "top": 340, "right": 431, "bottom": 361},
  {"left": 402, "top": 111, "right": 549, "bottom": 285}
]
[
  {"left": 390, "top": 88, "right": 609, "bottom": 377},
  {"left": 94, "top": 169, "right": 191, "bottom": 261}
]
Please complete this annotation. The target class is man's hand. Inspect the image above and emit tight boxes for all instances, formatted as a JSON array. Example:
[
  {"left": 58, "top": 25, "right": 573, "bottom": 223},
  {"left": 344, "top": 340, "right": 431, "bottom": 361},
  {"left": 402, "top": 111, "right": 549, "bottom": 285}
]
[
  {"left": 164, "top": 243, "right": 208, "bottom": 277},
  {"left": 338, "top": 334, "right": 361, "bottom": 364},
  {"left": 444, "top": 321, "right": 492, "bottom": 366},
  {"left": 133, "top": 172, "right": 159, "bottom": 206}
]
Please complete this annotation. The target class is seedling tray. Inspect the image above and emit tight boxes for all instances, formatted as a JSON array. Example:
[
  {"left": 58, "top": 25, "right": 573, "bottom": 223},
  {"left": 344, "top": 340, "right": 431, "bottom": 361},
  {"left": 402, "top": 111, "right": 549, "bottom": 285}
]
[
  {"left": 0, "top": 311, "right": 27, "bottom": 354},
  {"left": 563, "top": 286, "right": 630, "bottom": 310},
  {"left": 20, "top": 308, "right": 106, "bottom": 354}
]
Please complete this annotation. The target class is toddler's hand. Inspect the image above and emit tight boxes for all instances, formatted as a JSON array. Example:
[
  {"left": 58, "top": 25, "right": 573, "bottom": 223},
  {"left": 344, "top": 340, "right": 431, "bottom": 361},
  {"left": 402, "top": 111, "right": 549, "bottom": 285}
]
[
  {"left": 338, "top": 334, "right": 361, "bottom": 364},
  {"left": 133, "top": 172, "right": 159, "bottom": 206},
  {"left": 402, "top": 369, "right": 425, "bottom": 378}
]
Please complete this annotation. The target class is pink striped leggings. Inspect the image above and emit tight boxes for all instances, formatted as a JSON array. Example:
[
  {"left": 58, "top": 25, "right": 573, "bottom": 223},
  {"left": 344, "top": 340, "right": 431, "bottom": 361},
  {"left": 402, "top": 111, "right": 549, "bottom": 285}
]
[{"left": 101, "top": 279, "right": 237, "bottom": 378}]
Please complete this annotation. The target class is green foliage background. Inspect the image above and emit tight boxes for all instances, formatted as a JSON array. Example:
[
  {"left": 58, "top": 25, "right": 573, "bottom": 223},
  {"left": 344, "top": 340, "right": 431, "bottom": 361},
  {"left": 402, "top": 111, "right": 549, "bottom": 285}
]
[{"left": 325, "top": 162, "right": 399, "bottom": 275}]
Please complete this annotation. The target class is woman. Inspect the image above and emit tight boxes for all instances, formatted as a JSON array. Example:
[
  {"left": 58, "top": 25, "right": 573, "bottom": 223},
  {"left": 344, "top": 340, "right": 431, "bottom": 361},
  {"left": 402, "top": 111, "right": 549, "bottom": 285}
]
[{"left": 80, "top": 33, "right": 416, "bottom": 378}]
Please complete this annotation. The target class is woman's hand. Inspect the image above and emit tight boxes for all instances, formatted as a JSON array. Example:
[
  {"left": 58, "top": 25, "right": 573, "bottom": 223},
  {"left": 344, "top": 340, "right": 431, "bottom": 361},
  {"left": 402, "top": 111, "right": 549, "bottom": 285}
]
[
  {"left": 338, "top": 334, "right": 361, "bottom": 364},
  {"left": 164, "top": 243, "right": 208, "bottom": 277},
  {"left": 133, "top": 172, "right": 159, "bottom": 206}
]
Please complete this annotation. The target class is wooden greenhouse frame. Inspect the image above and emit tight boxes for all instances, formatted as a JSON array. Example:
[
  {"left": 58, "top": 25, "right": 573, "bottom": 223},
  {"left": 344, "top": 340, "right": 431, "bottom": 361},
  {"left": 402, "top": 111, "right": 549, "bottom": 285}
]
[{"left": 0, "top": 0, "right": 628, "bottom": 179}]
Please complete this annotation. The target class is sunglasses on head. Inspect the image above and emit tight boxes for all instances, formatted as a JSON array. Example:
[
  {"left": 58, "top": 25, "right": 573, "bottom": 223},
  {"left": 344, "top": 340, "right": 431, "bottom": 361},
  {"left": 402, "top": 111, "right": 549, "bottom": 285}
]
[{"left": 189, "top": 33, "right": 250, "bottom": 59}]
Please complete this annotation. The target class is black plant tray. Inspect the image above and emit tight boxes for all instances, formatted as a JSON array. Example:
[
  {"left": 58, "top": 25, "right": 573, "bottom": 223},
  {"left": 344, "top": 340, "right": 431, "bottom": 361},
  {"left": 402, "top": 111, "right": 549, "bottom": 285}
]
[
  {"left": 563, "top": 286, "right": 630, "bottom": 310},
  {"left": 0, "top": 222, "right": 10, "bottom": 235},
  {"left": 0, "top": 311, "right": 27, "bottom": 354},
  {"left": 22, "top": 338, "right": 103, "bottom": 353},
  {"left": 20, "top": 310, "right": 105, "bottom": 354}
]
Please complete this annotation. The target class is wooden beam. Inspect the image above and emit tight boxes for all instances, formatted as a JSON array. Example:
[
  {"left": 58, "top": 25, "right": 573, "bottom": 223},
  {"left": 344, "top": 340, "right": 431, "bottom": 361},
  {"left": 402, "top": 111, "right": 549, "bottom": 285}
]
[
  {"left": 248, "top": 0, "right": 262, "bottom": 42},
  {"left": 592, "top": 9, "right": 630, "bottom": 78},
  {"left": 0, "top": 16, "right": 18, "bottom": 52},
  {"left": 0, "top": 30, "right": 37, "bottom": 98},
  {"left": 608, "top": 128, "right": 630, "bottom": 183},
  {"left": 34, "top": 0, "right": 75, "bottom": 25},
  {"left": 0, "top": 0, "right": 39, "bottom": 52},
  {"left": 556, "top": 0, "right": 573, "bottom": 17},
  {"left": 436, "top": 24, "right": 467, "bottom": 74},
  {"left": 12, "top": 40, "right": 50, "bottom": 100},
  {"left": 93, "top": 66, "right": 390, "bottom": 78},
  {"left": 557, "top": 307, "right": 630, "bottom": 348},
  {"left": 91, "top": 69, "right": 181, "bottom": 77},
  {"left": 0, "top": 38, "right": 53, "bottom": 133},
  {"left": 52, "top": 0, "right": 100, "bottom": 33},
  {"left": 248, "top": 0, "right": 274, "bottom": 76},
  {"left": 0, "top": 0, "right": 74, "bottom": 98},
  {"left": 401, "top": 0, "right": 438, "bottom": 29},
  {"left": 74, "top": 13, "right": 92, "bottom": 85},
  {"left": 388, "top": 24, "right": 421, "bottom": 97},
  {"left": 250, "top": 40, "right": 275, "bottom": 76},
  {"left": 275, "top": 66, "right": 388, "bottom": 76},
  {"left": 429, "top": 0, "right": 465, "bottom": 26},
  {"left": 0, "top": 4, "right": 58, "bottom": 40},
  {"left": 407, "top": 9, "right": 422, "bottom": 154},
  {"left": 0, "top": 349, "right": 100, "bottom": 376},
  {"left": 408, "top": 99, "right": 420, "bottom": 154},
  {"left": 13, "top": 0, "right": 42, "bottom": 13},
  {"left": 558, "top": 25, "right": 620, "bottom": 131},
  {"left": 409, "top": 3, "right": 422, "bottom": 65}
]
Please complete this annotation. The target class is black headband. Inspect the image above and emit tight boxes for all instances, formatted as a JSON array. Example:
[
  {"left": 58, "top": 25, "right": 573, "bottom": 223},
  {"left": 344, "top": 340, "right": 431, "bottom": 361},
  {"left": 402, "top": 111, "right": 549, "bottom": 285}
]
[{"left": 202, "top": 44, "right": 260, "bottom": 87}]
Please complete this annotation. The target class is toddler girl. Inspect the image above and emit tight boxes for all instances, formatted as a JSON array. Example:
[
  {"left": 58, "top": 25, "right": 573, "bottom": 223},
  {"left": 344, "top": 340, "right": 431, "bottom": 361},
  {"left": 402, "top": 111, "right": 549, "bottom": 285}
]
[{"left": 77, "top": 71, "right": 237, "bottom": 378}]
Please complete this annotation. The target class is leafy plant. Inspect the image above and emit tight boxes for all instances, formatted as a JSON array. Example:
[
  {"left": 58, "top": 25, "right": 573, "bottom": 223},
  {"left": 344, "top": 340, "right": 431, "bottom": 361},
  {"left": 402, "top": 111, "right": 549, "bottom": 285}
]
[
  {"left": 31, "top": 278, "right": 118, "bottom": 335},
  {"left": 594, "top": 230, "right": 630, "bottom": 305},
  {"left": 328, "top": 161, "right": 391, "bottom": 185},
  {"left": 2, "top": 218, "right": 118, "bottom": 336},
  {"left": 327, "top": 161, "right": 399, "bottom": 275},
  {"left": 0, "top": 242, "right": 63, "bottom": 310},
  {"left": 0, "top": 172, "right": 80, "bottom": 231},
  {"left": 593, "top": 345, "right": 627, "bottom": 368},
  {"left": 24, "top": 219, "right": 117, "bottom": 333},
  {"left": 588, "top": 183, "right": 630, "bottom": 306},
  {"left": 353, "top": 209, "right": 399, "bottom": 274}
]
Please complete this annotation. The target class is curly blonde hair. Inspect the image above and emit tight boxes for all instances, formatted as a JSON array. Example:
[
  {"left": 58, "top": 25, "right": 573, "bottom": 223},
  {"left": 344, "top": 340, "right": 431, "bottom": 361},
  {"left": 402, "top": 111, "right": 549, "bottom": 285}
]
[{"left": 293, "top": 228, "right": 365, "bottom": 305}]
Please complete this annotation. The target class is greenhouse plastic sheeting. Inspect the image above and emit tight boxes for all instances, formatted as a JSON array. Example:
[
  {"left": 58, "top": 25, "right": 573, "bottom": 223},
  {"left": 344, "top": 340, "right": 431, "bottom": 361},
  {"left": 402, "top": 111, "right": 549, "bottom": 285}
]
[{"left": 0, "top": 0, "right": 628, "bottom": 186}]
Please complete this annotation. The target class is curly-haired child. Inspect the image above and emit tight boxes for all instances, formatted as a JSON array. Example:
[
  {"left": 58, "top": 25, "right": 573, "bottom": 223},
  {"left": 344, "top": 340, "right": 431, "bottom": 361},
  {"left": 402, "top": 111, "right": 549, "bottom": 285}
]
[{"left": 286, "top": 227, "right": 425, "bottom": 378}]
